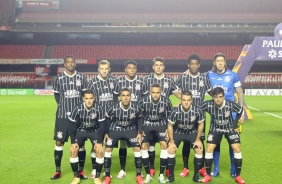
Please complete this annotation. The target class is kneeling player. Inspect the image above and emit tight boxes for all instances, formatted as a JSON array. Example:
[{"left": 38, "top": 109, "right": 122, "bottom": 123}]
[
  {"left": 68, "top": 89, "right": 105, "bottom": 184},
  {"left": 103, "top": 88, "right": 144, "bottom": 184},
  {"left": 201, "top": 87, "right": 245, "bottom": 184},
  {"left": 167, "top": 91, "right": 205, "bottom": 182}
]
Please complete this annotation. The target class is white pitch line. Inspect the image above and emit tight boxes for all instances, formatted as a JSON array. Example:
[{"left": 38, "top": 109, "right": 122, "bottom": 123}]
[{"left": 248, "top": 106, "right": 282, "bottom": 119}]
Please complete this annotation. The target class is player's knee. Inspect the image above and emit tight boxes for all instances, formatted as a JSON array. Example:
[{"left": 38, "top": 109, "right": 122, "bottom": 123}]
[
  {"left": 142, "top": 143, "right": 149, "bottom": 150},
  {"left": 70, "top": 147, "right": 79, "bottom": 157},
  {"left": 56, "top": 141, "right": 64, "bottom": 147},
  {"left": 168, "top": 148, "right": 176, "bottom": 155},
  {"left": 160, "top": 141, "right": 168, "bottom": 149},
  {"left": 95, "top": 145, "right": 104, "bottom": 157},
  {"left": 133, "top": 147, "right": 141, "bottom": 152}
]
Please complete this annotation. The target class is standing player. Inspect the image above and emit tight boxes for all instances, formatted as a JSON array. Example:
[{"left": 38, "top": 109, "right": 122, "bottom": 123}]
[
  {"left": 143, "top": 57, "right": 181, "bottom": 177},
  {"left": 113, "top": 60, "right": 145, "bottom": 179},
  {"left": 51, "top": 55, "right": 88, "bottom": 180},
  {"left": 103, "top": 88, "right": 144, "bottom": 184},
  {"left": 176, "top": 54, "right": 212, "bottom": 177},
  {"left": 138, "top": 83, "right": 173, "bottom": 183},
  {"left": 167, "top": 91, "right": 205, "bottom": 183},
  {"left": 87, "top": 60, "right": 117, "bottom": 178},
  {"left": 206, "top": 53, "right": 245, "bottom": 177},
  {"left": 201, "top": 87, "right": 245, "bottom": 184},
  {"left": 68, "top": 89, "right": 105, "bottom": 184}
]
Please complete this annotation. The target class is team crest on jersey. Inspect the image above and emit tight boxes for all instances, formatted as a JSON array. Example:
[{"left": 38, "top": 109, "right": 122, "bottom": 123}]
[
  {"left": 135, "top": 83, "right": 141, "bottom": 90},
  {"left": 190, "top": 116, "right": 196, "bottom": 122},
  {"left": 207, "top": 134, "right": 213, "bottom": 141},
  {"left": 57, "top": 131, "right": 63, "bottom": 139},
  {"left": 76, "top": 79, "right": 81, "bottom": 86},
  {"left": 199, "top": 80, "right": 204, "bottom": 87},
  {"left": 109, "top": 82, "right": 114, "bottom": 89},
  {"left": 159, "top": 107, "right": 164, "bottom": 113},
  {"left": 163, "top": 82, "right": 169, "bottom": 88},
  {"left": 91, "top": 113, "right": 97, "bottom": 119},
  {"left": 106, "top": 138, "right": 113, "bottom": 146},
  {"left": 225, "top": 111, "right": 230, "bottom": 117},
  {"left": 130, "top": 113, "right": 136, "bottom": 119},
  {"left": 225, "top": 76, "right": 231, "bottom": 82}
]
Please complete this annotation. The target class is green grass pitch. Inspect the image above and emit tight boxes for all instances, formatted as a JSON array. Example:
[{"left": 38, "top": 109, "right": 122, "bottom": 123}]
[{"left": 1, "top": 95, "right": 282, "bottom": 184}]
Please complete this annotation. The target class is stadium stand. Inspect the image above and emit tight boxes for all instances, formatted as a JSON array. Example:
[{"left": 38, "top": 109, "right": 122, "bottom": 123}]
[
  {"left": 0, "top": 45, "right": 46, "bottom": 59},
  {"left": 51, "top": 45, "right": 243, "bottom": 60},
  {"left": 16, "top": 0, "right": 282, "bottom": 24},
  {"left": 243, "top": 73, "right": 282, "bottom": 88},
  {"left": 0, "top": 0, "right": 14, "bottom": 25},
  {"left": 0, "top": 72, "right": 39, "bottom": 88}
]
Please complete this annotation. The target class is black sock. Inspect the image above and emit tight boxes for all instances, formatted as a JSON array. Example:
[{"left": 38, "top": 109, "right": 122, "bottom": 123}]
[
  {"left": 205, "top": 158, "right": 213, "bottom": 175},
  {"left": 149, "top": 151, "right": 155, "bottom": 169},
  {"left": 194, "top": 157, "right": 203, "bottom": 175},
  {"left": 78, "top": 150, "right": 86, "bottom": 171},
  {"left": 182, "top": 142, "right": 190, "bottom": 169},
  {"left": 119, "top": 148, "right": 127, "bottom": 171},
  {"left": 91, "top": 157, "right": 96, "bottom": 170},
  {"left": 54, "top": 150, "right": 63, "bottom": 172},
  {"left": 95, "top": 161, "right": 103, "bottom": 178},
  {"left": 201, "top": 141, "right": 206, "bottom": 168},
  {"left": 70, "top": 161, "right": 79, "bottom": 174},
  {"left": 160, "top": 158, "right": 168, "bottom": 174},
  {"left": 142, "top": 157, "right": 150, "bottom": 175},
  {"left": 104, "top": 157, "right": 111, "bottom": 177},
  {"left": 168, "top": 157, "right": 175, "bottom": 177},
  {"left": 135, "top": 156, "right": 142, "bottom": 175},
  {"left": 234, "top": 158, "right": 242, "bottom": 176}
]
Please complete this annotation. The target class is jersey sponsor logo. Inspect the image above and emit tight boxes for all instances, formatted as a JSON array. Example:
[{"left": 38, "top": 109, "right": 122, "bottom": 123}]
[
  {"left": 65, "top": 90, "right": 80, "bottom": 98},
  {"left": 215, "top": 119, "right": 229, "bottom": 125},
  {"left": 225, "top": 111, "right": 230, "bottom": 118},
  {"left": 178, "top": 124, "right": 194, "bottom": 130},
  {"left": 135, "top": 83, "right": 141, "bottom": 90},
  {"left": 225, "top": 76, "right": 231, "bottom": 82},
  {"left": 207, "top": 134, "right": 213, "bottom": 141},
  {"left": 76, "top": 79, "right": 81, "bottom": 86},
  {"left": 57, "top": 131, "right": 63, "bottom": 139},
  {"left": 69, "top": 81, "right": 74, "bottom": 84}
]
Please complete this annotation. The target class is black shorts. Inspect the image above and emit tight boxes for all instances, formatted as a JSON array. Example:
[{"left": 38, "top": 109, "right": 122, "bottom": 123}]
[
  {"left": 173, "top": 132, "right": 197, "bottom": 148},
  {"left": 194, "top": 120, "right": 206, "bottom": 141},
  {"left": 106, "top": 128, "right": 140, "bottom": 148},
  {"left": 53, "top": 118, "right": 70, "bottom": 142},
  {"left": 73, "top": 131, "right": 101, "bottom": 148},
  {"left": 206, "top": 129, "right": 241, "bottom": 145},
  {"left": 142, "top": 121, "right": 167, "bottom": 143}
]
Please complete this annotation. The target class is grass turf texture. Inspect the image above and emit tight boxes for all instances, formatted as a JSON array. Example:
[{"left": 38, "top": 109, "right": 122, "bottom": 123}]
[{"left": 1, "top": 95, "right": 282, "bottom": 184}]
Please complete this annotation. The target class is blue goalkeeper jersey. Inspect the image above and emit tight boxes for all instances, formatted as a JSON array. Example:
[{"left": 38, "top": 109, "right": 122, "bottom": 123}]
[{"left": 206, "top": 69, "right": 241, "bottom": 102}]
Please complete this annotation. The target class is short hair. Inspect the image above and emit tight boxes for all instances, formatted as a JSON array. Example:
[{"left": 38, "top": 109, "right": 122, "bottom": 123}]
[
  {"left": 212, "top": 87, "right": 225, "bottom": 96},
  {"left": 153, "top": 57, "right": 165, "bottom": 65},
  {"left": 119, "top": 87, "right": 131, "bottom": 95},
  {"left": 181, "top": 91, "right": 193, "bottom": 98},
  {"left": 188, "top": 54, "right": 201, "bottom": 64},
  {"left": 214, "top": 53, "right": 226, "bottom": 60},
  {"left": 64, "top": 55, "right": 76, "bottom": 63},
  {"left": 83, "top": 89, "right": 95, "bottom": 97},
  {"left": 151, "top": 83, "right": 161, "bottom": 89},
  {"left": 212, "top": 53, "right": 228, "bottom": 72},
  {"left": 124, "top": 60, "right": 137, "bottom": 68},
  {"left": 98, "top": 60, "right": 111, "bottom": 67}
]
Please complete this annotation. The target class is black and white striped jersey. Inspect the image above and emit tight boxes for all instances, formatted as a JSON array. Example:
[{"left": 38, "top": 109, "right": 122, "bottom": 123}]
[
  {"left": 53, "top": 71, "right": 87, "bottom": 118},
  {"left": 143, "top": 73, "right": 179, "bottom": 98},
  {"left": 138, "top": 95, "right": 172, "bottom": 124},
  {"left": 168, "top": 105, "right": 205, "bottom": 134},
  {"left": 176, "top": 73, "right": 212, "bottom": 106},
  {"left": 201, "top": 100, "right": 243, "bottom": 131},
  {"left": 113, "top": 75, "right": 145, "bottom": 102},
  {"left": 106, "top": 101, "right": 142, "bottom": 131},
  {"left": 69, "top": 102, "right": 105, "bottom": 132},
  {"left": 87, "top": 75, "right": 117, "bottom": 111}
]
